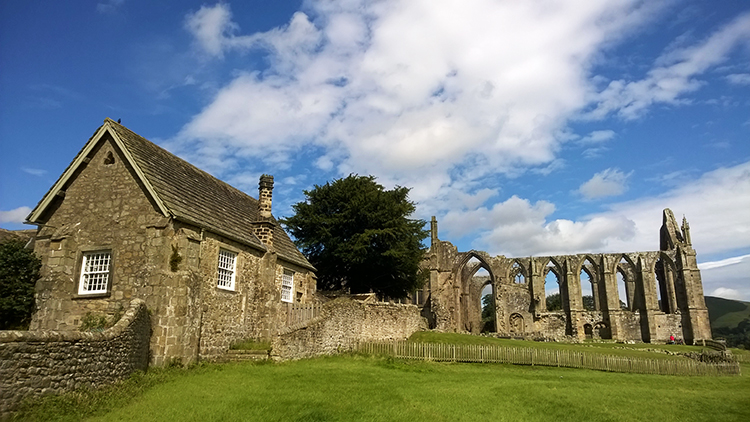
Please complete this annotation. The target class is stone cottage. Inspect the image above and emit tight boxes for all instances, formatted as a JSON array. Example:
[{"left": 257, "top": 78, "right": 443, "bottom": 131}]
[{"left": 25, "top": 118, "right": 316, "bottom": 365}]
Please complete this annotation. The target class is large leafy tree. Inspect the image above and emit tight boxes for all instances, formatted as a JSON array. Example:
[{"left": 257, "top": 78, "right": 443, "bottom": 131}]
[
  {"left": 282, "top": 175, "right": 428, "bottom": 298},
  {"left": 0, "top": 239, "right": 41, "bottom": 329}
]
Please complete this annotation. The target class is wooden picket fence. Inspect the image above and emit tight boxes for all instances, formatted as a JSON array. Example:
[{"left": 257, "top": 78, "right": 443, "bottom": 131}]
[
  {"left": 356, "top": 341, "right": 741, "bottom": 377},
  {"left": 285, "top": 303, "right": 323, "bottom": 326}
]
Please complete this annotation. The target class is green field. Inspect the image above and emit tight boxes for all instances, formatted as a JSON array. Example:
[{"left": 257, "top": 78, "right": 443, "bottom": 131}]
[{"left": 15, "top": 355, "right": 750, "bottom": 422}]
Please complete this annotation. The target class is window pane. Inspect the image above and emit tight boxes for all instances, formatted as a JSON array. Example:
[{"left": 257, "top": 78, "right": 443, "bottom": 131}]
[{"left": 79, "top": 251, "right": 111, "bottom": 294}]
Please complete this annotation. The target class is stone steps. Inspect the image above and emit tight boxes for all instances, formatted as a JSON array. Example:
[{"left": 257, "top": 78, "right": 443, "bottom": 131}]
[{"left": 223, "top": 349, "right": 270, "bottom": 362}]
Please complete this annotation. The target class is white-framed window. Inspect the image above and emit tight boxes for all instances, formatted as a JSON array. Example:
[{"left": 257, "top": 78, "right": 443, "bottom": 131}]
[
  {"left": 217, "top": 249, "right": 237, "bottom": 290},
  {"left": 281, "top": 270, "right": 294, "bottom": 303},
  {"left": 78, "top": 251, "right": 111, "bottom": 295}
]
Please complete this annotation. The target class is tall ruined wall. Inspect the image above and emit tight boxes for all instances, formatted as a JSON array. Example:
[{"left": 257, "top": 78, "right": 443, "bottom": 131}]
[
  {"left": 272, "top": 298, "right": 426, "bottom": 360},
  {"left": 0, "top": 299, "right": 149, "bottom": 419},
  {"left": 424, "top": 210, "right": 711, "bottom": 344}
]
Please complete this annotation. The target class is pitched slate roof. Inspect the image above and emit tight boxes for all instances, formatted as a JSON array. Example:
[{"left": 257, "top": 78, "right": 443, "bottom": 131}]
[{"left": 27, "top": 118, "right": 314, "bottom": 271}]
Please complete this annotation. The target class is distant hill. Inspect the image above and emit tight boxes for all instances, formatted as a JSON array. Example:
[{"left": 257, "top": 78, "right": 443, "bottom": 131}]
[
  {"left": 705, "top": 296, "right": 750, "bottom": 329},
  {"left": 705, "top": 296, "right": 750, "bottom": 349}
]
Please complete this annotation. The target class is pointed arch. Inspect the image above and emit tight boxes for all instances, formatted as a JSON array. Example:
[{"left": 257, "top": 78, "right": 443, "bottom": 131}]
[
  {"left": 542, "top": 257, "right": 566, "bottom": 312},
  {"left": 578, "top": 256, "right": 599, "bottom": 311},
  {"left": 509, "top": 259, "right": 527, "bottom": 284},
  {"left": 615, "top": 254, "right": 636, "bottom": 310}
]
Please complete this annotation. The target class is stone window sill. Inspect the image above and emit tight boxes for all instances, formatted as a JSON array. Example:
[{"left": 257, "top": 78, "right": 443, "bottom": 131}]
[{"left": 73, "top": 292, "right": 111, "bottom": 300}]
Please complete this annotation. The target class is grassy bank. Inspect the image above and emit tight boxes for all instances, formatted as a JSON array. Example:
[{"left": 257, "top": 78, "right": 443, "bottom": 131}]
[{"left": 15, "top": 356, "right": 750, "bottom": 422}]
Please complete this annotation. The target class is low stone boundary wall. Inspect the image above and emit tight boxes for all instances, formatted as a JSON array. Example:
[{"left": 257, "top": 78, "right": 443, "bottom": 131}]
[
  {"left": 272, "top": 298, "right": 426, "bottom": 360},
  {"left": 0, "top": 298, "right": 150, "bottom": 419}
]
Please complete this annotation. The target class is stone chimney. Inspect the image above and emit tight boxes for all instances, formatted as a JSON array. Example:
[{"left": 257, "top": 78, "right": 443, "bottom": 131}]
[
  {"left": 254, "top": 175, "right": 275, "bottom": 249},
  {"left": 258, "top": 174, "right": 274, "bottom": 219}
]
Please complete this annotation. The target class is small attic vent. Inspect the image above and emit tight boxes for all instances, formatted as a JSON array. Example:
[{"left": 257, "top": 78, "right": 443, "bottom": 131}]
[{"left": 104, "top": 151, "right": 115, "bottom": 165}]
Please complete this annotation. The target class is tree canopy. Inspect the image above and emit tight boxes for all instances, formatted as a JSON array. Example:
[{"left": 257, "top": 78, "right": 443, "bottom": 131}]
[
  {"left": 282, "top": 175, "right": 428, "bottom": 298},
  {"left": 0, "top": 239, "right": 41, "bottom": 329}
]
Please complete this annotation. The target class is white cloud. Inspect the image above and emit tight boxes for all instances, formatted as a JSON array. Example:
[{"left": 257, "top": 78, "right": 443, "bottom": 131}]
[
  {"left": 578, "top": 168, "right": 630, "bottom": 199},
  {"left": 177, "top": 0, "right": 672, "bottom": 202},
  {"left": 595, "top": 160, "right": 750, "bottom": 256},
  {"left": 436, "top": 160, "right": 750, "bottom": 260},
  {"left": 699, "top": 254, "right": 750, "bottom": 270},
  {"left": 587, "top": 12, "right": 750, "bottom": 120},
  {"left": 21, "top": 167, "right": 47, "bottom": 177},
  {"left": 726, "top": 73, "right": 750, "bottom": 85},
  {"left": 174, "top": 2, "right": 750, "bottom": 277},
  {"left": 579, "top": 130, "right": 615, "bottom": 144},
  {"left": 441, "top": 195, "right": 636, "bottom": 257},
  {"left": 0, "top": 207, "right": 32, "bottom": 224},
  {"left": 708, "top": 288, "right": 743, "bottom": 301},
  {"left": 184, "top": 3, "right": 263, "bottom": 58}
]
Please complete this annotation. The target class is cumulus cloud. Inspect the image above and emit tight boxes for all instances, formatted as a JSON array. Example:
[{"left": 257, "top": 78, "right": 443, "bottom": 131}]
[
  {"left": 174, "top": 2, "right": 750, "bottom": 275},
  {"left": 177, "top": 0, "right": 673, "bottom": 201},
  {"left": 436, "top": 160, "right": 750, "bottom": 260},
  {"left": 441, "top": 195, "right": 636, "bottom": 256},
  {"left": 184, "top": 4, "right": 261, "bottom": 57},
  {"left": 578, "top": 168, "right": 630, "bottom": 199},
  {"left": 0, "top": 207, "right": 32, "bottom": 224}
]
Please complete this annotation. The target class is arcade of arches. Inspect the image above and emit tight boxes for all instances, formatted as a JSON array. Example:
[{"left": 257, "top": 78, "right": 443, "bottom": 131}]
[{"left": 418, "top": 209, "right": 712, "bottom": 344}]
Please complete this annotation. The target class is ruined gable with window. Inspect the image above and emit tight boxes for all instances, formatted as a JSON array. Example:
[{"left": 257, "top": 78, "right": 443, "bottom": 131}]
[{"left": 26, "top": 118, "right": 316, "bottom": 365}]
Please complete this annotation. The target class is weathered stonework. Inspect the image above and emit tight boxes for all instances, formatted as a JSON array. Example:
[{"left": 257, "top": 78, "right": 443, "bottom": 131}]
[
  {"left": 25, "top": 119, "right": 317, "bottom": 366},
  {"left": 0, "top": 299, "right": 150, "bottom": 419},
  {"left": 422, "top": 210, "right": 711, "bottom": 344},
  {"left": 272, "top": 297, "right": 427, "bottom": 360}
]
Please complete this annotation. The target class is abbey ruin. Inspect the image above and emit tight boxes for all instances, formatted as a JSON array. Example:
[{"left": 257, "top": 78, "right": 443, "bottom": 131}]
[{"left": 421, "top": 209, "right": 712, "bottom": 344}]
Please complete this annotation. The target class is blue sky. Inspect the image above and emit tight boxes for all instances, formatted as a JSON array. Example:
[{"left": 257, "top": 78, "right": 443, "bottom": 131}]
[{"left": 1, "top": 0, "right": 749, "bottom": 299}]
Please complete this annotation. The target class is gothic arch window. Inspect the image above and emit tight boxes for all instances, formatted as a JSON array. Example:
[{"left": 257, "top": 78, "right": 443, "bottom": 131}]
[
  {"left": 579, "top": 257, "right": 598, "bottom": 311},
  {"left": 511, "top": 261, "right": 526, "bottom": 284},
  {"left": 616, "top": 256, "right": 632, "bottom": 310},
  {"left": 544, "top": 259, "right": 564, "bottom": 312}
]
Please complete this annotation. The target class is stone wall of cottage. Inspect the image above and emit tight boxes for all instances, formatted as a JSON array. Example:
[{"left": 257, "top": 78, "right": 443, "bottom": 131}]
[
  {"left": 272, "top": 298, "right": 427, "bottom": 360},
  {"left": 0, "top": 299, "right": 150, "bottom": 420},
  {"left": 30, "top": 137, "right": 170, "bottom": 333},
  {"left": 195, "top": 229, "right": 317, "bottom": 361},
  {"left": 197, "top": 232, "right": 269, "bottom": 360},
  {"left": 27, "top": 134, "right": 317, "bottom": 365}
]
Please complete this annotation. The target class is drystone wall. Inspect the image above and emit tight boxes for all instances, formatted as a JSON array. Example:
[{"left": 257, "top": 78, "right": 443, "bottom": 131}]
[
  {"left": 272, "top": 298, "right": 427, "bottom": 360},
  {"left": 0, "top": 299, "right": 150, "bottom": 419}
]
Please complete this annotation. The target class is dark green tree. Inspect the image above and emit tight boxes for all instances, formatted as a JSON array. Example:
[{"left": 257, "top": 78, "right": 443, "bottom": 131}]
[
  {"left": 282, "top": 175, "right": 428, "bottom": 298},
  {"left": 481, "top": 294, "right": 495, "bottom": 332},
  {"left": 546, "top": 293, "right": 562, "bottom": 311},
  {"left": 582, "top": 295, "right": 595, "bottom": 311},
  {"left": 0, "top": 239, "right": 41, "bottom": 329}
]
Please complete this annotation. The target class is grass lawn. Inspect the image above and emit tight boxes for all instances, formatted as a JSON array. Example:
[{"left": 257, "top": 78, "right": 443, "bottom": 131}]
[
  {"left": 15, "top": 356, "right": 750, "bottom": 422},
  {"left": 408, "top": 332, "right": 705, "bottom": 360}
]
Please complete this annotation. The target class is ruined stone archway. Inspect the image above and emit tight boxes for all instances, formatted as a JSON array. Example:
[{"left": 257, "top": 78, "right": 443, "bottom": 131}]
[{"left": 424, "top": 210, "right": 711, "bottom": 344}]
